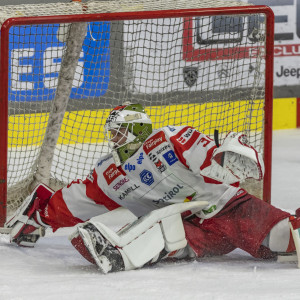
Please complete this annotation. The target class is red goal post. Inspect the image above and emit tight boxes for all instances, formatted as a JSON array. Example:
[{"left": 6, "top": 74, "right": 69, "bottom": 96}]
[{"left": 0, "top": 1, "right": 274, "bottom": 226}]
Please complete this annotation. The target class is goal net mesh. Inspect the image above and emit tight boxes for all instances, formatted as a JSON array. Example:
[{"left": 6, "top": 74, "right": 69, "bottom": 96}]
[{"left": 0, "top": 0, "right": 270, "bottom": 215}]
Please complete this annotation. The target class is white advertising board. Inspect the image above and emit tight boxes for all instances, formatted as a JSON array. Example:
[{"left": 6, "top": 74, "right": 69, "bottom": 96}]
[
  {"left": 124, "top": 0, "right": 300, "bottom": 94},
  {"left": 244, "top": 0, "right": 300, "bottom": 86},
  {"left": 124, "top": 16, "right": 266, "bottom": 94}
]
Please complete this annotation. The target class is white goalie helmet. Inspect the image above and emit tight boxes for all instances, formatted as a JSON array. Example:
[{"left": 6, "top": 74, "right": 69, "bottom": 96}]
[{"left": 104, "top": 103, "right": 152, "bottom": 166}]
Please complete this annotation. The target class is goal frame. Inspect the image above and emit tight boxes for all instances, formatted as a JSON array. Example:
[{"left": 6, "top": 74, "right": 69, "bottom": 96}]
[{"left": 0, "top": 5, "right": 275, "bottom": 226}]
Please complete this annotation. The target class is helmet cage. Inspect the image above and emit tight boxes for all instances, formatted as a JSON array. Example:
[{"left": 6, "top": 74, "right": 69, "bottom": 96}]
[
  {"left": 105, "top": 122, "right": 135, "bottom": 150},
  {"left": 104, "top": 104, "right": 152, "bottom": 165}
]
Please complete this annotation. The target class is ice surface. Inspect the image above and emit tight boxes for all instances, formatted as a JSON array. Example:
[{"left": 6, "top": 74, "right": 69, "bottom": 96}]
[{"left": 1, "top": 129, "right": 300, "bottom": 300}]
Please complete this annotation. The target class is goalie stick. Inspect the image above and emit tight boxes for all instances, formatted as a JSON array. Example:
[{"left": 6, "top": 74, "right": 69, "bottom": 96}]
[{"left": 214, "top": 129, "right": 220, "bottom": 148}]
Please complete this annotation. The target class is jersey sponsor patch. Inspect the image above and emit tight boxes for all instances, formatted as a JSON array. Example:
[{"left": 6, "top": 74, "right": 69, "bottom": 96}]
[
  {"left": 143, "top": 131, "right": 167, "bottom": 154},
  {"left": 87, "top": 170, "right": 94, "bottom": 183},
  {"left": 163, "top": 150, "right": 178, "bottom": 166},
  {"left": 118, "top": 184, "right": 140, "bottom": 200},
  {"left": 155, "top": 144, "right": 171, "bottom": 155},
  {"left": 149, "top": 152, "right": 166, "bottom": 173},
  {"left": 103, "top": 164, "right": 122, "bottom": 185},
  {"left": 137, "top": 152, "right": 144, "bottom": 164},
  {"left": 139, "top": 169, "right": 154, "bottom": 186},
  {"left": 97, "top": 156, "right": 111, "bottom": 167},
  {"left": 124, "top": 163, "right": 136, "bottom": 172},
  {"left": 167, "top": 125, "right": 176, "bottom": 132},
  {"left": 176, "top": 127, "right": 194, "bottom": 145},
  {"left": 113, "top": 177, "right": 129, "bottom": 191},
  {"left": 153, "top": 184, "right": 184, "bottom": 204}
]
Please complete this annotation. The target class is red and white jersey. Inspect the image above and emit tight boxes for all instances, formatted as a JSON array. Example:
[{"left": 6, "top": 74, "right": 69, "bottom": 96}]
[
  {"left": 94, "top": 125, "right": 240, "bottom": 218},
  {"left": 44, "top": 126, "right": 242, "bottom": 230}
]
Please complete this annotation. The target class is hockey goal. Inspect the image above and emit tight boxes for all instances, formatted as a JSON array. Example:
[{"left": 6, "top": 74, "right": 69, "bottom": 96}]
[{"left": 0, "top": 0, "right": 274, "bottom": 226}]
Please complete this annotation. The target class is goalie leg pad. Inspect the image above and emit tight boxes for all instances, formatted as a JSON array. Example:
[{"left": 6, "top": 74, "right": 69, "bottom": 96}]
[
  {"left": 120, "top": 213, "right": 187, "bottom": 268},
  {"left": 71, "top": 201, "right": 207, "bottom": 273},
  {"left": 69, "top": 207, "right": 137, "bottom": 267},
  {"left": 119, "top": 222, "right": 165, "bottom": 270},
  {"left": 161, "top": 213, "right": 187, "bottom": 252},
  {"left": 69, "top": 229, "right": 96, "bottom": 265}
]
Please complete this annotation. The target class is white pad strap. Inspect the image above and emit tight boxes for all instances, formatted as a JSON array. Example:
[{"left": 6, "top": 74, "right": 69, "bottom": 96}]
[
  {"left": 201, "top": 132, "right": 265, "bottom": 184},
  {"left": 89, "top": 201, "right": 208, "bottom": 270}
]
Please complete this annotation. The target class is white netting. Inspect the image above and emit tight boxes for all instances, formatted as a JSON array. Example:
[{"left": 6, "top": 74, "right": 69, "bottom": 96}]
[
  {"left": 0, "top": 0, "right": 251, "bottom": 25},
  {"left": 1, "top": 0, "right": 269, "bottom": 215}
]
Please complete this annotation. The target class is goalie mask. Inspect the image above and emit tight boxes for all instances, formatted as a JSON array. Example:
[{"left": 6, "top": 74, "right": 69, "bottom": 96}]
[{"left": 104, "top": 103, "right": 152, "bottom": 166}]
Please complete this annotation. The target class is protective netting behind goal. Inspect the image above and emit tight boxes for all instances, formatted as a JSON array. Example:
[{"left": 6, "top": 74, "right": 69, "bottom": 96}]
[{"left": 0, "top": 0, "right": 274, "bottom": 222}]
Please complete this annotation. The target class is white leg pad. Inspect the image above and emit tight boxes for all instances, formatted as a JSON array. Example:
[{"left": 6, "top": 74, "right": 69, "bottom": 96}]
[
  {"left": 161, "top": 213, "right": 186, "bottom": 252},
  {"left": 120, "top": 223, "right": 165, "bottom": 269},
  {"left": 88, "top": 207, "right": 138, "bottom": 232},
  {"left": 89, "top": 201, "right": 208, "bottom": 270}
]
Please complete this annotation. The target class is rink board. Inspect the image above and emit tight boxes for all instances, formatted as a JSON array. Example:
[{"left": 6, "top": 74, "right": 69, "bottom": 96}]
[{"left": 8, "top": 100, "right": 264, "bottom": 147}]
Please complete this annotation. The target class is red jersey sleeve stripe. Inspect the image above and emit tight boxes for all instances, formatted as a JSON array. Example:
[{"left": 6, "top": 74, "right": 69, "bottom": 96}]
[
  {"left": 84, "top": 170, "right": 120, "bottom": 211},
  {"left": 170, "top": 127, "right": 200, "bottom": 168},
  {"left": 41, "top": 189, "right": 84, "bottom": 231}
]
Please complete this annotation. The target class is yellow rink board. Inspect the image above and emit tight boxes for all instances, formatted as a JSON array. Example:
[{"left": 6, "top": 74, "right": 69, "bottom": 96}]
[
  {"left": 7, "top": 98, "right": 294, "bottom": 147},
  {"left": 273, "top": 98, "right": 297, "bottom": 130}
]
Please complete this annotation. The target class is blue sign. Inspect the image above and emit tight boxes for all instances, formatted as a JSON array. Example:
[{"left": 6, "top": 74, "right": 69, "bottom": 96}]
[
  {"left": 163, "top": 150, "right": 178, "bottom": 166},
  {"left": 8, "top": 22, "right": 110, "bottom": 102},
  {"left": 139, "top": 170, "right": 154, "bottom": 186}
]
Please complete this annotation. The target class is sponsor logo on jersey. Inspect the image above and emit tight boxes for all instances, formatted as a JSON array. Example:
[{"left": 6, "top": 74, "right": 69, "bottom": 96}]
[
  {"left": 97, "top": 156, "right": 111, "bottom": 167},
  {"left": 202, "top": 205, "right": 217, "bottom": 215},
  {"left": 153, "top": 184, "right": 184, "bottom": 204},
  {"left": 124, "top": 163, "right": 136, "bottom": 172},
  {"left": 87, "top": 170, "right": 94, "bottom": 183},
  {"left": 43, "top": 204, "right": 49, "bottom": 218},
  {"left": 139, "top": 170, "right": 154, "bottom": 186},
  {"left": 155, "top": 144, "right": 171, "bottom": 155},
  {"left": 143, "top": 131, "right": 167, "bottom": 154},
  {"left": 176, "top": 128, "right": 194, "bottom": 145},
  {"left": 103, "top": 164, "right": 122, "bottom": 185},
  {"left": 119, "top": 184, "right": 140, "bottom": 201},
  {"left": 113, "top": 177, "right": 129, "bottom": 191},
  {"left": 163, "top": 150, "right": 178, "bottom": 166},
  {"left": 149, "top": 152, "right": 166, "bottom": 173},
  {"left": 137, "top": 152, "right": 144, "bottom": 164},
  {"left": 167, "top": 125, "right": 176, "bottom": 132}
]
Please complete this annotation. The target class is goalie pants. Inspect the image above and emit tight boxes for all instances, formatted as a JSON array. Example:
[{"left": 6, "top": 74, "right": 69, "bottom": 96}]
[{"left": 183, "top": 192, "right": 291, "bottom": 259}]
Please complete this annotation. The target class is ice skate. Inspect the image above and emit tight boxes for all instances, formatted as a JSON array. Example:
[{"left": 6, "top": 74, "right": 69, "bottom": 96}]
[{"left": 78, "top": 223, "right": 125, "bottom": 274}]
